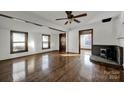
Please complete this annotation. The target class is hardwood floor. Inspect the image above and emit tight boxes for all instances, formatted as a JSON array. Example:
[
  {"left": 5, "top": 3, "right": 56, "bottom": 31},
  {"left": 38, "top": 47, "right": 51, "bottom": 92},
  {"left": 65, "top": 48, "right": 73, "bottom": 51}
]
[{"left": 0, "top": 50, "right": 124, "bottom": 82}]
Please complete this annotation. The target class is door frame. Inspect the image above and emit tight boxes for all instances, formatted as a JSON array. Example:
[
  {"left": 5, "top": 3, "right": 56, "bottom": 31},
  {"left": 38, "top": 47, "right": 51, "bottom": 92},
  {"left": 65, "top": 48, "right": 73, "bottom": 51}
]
[
  {"left": 59, "top": 33, "right": 66, "bottom": 52},
  {"left": 79, "top": 29, "right": 93, "bottom": 54}
]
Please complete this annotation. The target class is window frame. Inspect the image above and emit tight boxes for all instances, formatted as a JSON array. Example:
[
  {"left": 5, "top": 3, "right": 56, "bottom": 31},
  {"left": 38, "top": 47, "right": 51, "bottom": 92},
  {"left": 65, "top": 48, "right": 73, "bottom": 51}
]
[
  {"left": 10, "top": 30, "right": 28, "bottom": 54},
  {"left": 42, "top": 34, "right": 50, "bottom": 49}
]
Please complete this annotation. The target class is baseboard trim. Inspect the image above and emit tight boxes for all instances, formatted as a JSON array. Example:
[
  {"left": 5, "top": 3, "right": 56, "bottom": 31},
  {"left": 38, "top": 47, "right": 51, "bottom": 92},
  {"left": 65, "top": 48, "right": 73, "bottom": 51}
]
[
  {"left": 0, "top": 50, "right": 59, "bottom": 61},
  {"left": 66, "top": 52, "right": 79, "bottom": 54}
]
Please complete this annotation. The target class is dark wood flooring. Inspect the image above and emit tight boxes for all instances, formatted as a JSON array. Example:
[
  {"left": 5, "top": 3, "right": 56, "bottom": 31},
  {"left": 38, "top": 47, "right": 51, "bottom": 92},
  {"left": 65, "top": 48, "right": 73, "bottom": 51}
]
[{"left": 0, "top": 50, "right": 124, "bottom": 82}]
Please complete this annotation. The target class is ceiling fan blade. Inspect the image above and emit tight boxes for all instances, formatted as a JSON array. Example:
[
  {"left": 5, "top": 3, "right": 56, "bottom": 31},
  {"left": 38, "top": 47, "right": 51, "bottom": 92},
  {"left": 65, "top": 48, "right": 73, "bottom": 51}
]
[
  {"left": 74, "top": 19, "right": 80, "bottom": 23},
  {"left": 64, "top": 21, "right": 68, "bottom": 25},
  {"left": 73, "top": 13, "right": 87, "bottom": 18},
  {"left": 56, "top": 18, "right": 68, "bottom": 20}
]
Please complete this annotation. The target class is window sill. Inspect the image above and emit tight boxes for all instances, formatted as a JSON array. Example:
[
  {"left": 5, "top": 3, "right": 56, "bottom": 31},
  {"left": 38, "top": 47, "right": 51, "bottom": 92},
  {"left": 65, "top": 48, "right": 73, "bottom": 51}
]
[{"left": 10, "top": 50, "right": 28, "bottom": 54}]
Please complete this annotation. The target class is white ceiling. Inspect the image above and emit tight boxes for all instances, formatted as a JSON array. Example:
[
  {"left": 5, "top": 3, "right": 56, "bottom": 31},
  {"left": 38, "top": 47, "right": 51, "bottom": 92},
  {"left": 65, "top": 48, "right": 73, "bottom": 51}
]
[
  {"left": 0, "top": 11, "right": 121, "bottom": 32},
  {"left": 31, "top": 11, "right": 121, "bottom": 30}
]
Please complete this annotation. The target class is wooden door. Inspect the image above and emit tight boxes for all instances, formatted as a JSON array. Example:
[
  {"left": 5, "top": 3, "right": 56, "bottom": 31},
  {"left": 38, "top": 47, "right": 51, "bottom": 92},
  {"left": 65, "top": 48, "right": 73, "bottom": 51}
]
[{"left": 59, "top": 33, "right": 66, "bottom": 52}]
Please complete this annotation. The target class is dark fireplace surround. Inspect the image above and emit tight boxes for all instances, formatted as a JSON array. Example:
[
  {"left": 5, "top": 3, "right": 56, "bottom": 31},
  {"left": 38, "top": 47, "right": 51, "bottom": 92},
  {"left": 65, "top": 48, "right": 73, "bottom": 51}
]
[{"left": 92, "top": 45, "right": 123, "bottom": 66}]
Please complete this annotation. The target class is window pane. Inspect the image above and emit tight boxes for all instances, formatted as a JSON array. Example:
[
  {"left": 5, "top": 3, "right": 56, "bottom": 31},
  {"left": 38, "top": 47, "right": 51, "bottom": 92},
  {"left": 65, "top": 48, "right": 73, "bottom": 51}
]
[
  {"left": 13, "top": 43, "right": 25, "bottom": 52},
  {"left": 43, "top": 36, "right": 48, "bottom": 42},
  {"left": 13, "top": 33, "right": 25, "bottom": 42},
  {"left": 43, "top": 42, "right": 48, "bottom": 48},
  {"left": 80, "top": 34, "right": 91, "bottom": 49}
]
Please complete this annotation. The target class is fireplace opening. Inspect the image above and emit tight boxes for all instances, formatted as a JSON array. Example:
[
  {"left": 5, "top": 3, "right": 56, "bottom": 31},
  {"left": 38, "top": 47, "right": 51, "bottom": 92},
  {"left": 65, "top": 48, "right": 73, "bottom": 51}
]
[
  {"left": 100, "top": 48, "right": 115, "bottom": 60},
  {"left": 100, "top": 48, "right": 107, "bottom": 58}
]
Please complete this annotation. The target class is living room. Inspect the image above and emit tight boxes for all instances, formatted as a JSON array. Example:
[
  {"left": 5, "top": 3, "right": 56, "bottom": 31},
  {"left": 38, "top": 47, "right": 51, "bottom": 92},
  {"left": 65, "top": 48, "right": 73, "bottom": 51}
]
[{"left": 0, "top": 11, "right": 123, "bottom": 82}]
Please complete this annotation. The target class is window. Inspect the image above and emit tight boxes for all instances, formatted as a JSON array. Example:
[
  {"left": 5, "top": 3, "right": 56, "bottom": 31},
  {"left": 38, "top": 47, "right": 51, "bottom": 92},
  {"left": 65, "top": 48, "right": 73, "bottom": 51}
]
[
  {"left": 80, "top": 34, "right": 91, "bottom": 49},
  {"left": 10, "top": 31, "right": 28, "bottom": 53},
  {"left": 42, "top": 34, "right": 50, "bottom": 49}
]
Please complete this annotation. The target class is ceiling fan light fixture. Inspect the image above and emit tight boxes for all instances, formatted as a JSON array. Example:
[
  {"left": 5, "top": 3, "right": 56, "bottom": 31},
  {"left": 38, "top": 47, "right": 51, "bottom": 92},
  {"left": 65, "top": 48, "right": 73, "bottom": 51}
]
[
  {"left": 69, "top": 18, "right": 74, "bottom": 24},
  {"left": 69, "top": 19, "right": 71, "bottom": 23},
  {"left": 56, "top": 11, "right": 87, "bottom": 25}
]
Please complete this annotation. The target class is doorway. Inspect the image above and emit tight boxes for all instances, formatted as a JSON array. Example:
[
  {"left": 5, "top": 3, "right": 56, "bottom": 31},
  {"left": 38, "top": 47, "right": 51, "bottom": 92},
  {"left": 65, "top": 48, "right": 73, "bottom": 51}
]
[
  {"left": 79, "top": 29, "right": 93, "bottom": 54},
  {"left": 59, "top": 33, "right": 66, "bottom": 52}
]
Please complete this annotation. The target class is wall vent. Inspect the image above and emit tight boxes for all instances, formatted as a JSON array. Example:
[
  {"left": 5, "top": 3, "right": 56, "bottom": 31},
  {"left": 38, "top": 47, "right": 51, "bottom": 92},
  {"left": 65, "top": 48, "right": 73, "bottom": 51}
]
[{"left": 102, "top": 18, "right": 112, "bottom": 23}]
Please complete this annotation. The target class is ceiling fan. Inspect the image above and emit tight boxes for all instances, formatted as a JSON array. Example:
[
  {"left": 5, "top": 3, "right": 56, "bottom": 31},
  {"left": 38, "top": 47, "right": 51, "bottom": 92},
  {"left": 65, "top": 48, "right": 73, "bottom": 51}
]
[{"left": 56, "top": 11, "right": 87, "bottom": 25}]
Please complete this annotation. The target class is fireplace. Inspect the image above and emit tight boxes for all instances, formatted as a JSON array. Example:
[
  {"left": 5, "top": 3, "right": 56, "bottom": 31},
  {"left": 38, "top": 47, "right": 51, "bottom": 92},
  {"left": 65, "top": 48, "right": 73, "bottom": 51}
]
[{"left": 92, "top": 45, "right": 123, "bottom": 66}]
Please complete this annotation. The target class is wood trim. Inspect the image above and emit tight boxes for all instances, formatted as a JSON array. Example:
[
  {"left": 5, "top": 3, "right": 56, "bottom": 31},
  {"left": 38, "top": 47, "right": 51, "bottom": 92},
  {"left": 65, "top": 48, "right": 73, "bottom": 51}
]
[
  {"left": 80, "top": 48, "right": 91, "bottom": 50},
  {"left": 79, "top": 30, "right": 92, "bottom": 35},
  {"left": 117, "top": 37, "right": 124, "bottom": 39},
  {"left": 48, "top": 27, "right": 66, "bottom": 32},
  {"left": 0, "top": 14, "right": 43, "bottom": 27},
  {"left": 79, "top": 29, "right": 93, "bottom": 54},
  {"left": 42, "top": 34, "right": 51, "bottom": 49},
  {"left": 10, "top": 30, "right": 28, "bottom": 54},
  {"left": 66, "top": 52, "right": 79, "bottom": 54},
  {"left": 0, "top": 13, "right": 66, "bottom": 32}
]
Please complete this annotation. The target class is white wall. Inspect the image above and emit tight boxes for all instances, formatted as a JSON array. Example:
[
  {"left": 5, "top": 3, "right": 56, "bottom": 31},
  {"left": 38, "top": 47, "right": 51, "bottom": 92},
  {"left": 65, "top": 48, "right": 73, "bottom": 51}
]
[
  {"left": 67, "top": 30, "right": 79, "bottom": 53},
  {"left": 67, "top": 18, "right": 117, "bottom": 53},
  {"left": 115, "top": 12, "right": 124, "bottom": 66},
  {"left": 0, "top": 27, "right": 59, "bottom": 61},
  {"left": 115, "top": 13, "right": 124, "bottom": 47},
  {"left": 0, "top": 12, "right": 61, "bottom": 61}
]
